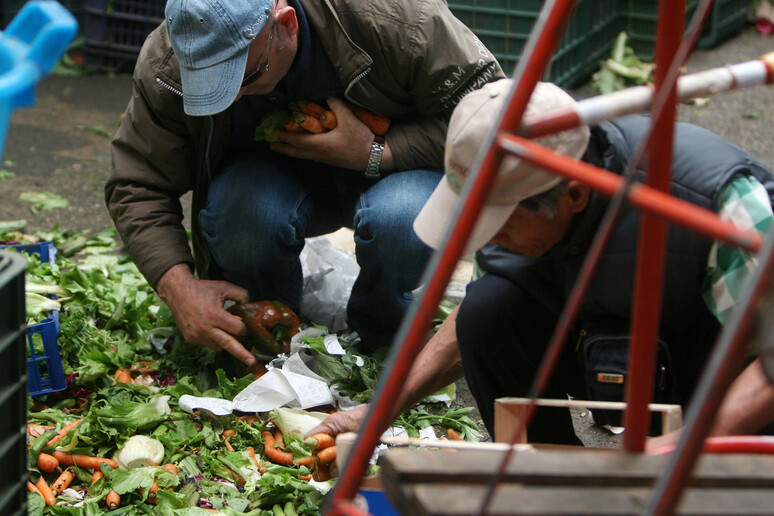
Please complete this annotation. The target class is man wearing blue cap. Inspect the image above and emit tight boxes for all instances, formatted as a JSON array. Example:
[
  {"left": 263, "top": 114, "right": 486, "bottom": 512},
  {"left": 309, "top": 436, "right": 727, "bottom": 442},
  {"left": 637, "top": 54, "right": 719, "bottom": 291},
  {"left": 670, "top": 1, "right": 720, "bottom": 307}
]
[{"left": 105, "top": 0, "right": 504, "bottom": 365}]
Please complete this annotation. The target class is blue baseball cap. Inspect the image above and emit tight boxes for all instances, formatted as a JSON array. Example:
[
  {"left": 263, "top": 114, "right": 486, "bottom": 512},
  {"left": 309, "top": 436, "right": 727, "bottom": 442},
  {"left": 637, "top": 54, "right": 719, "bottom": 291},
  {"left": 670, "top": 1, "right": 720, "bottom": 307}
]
[{"left": 165, "top": 0, "right": 274, "bottom": 116}]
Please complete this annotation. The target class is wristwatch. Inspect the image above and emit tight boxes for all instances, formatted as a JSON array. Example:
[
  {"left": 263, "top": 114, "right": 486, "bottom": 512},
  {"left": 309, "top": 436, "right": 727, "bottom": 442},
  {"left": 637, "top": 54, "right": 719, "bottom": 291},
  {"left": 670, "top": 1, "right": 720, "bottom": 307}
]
[{"left": 364, "top": 135, "right": 385, "bottom": 179}]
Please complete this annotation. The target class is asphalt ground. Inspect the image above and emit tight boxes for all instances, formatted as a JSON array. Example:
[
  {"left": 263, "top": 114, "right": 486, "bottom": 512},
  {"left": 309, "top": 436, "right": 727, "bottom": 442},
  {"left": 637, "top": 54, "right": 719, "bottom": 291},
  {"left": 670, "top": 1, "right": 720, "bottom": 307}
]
[{"left": 1, "top": 23, "right": 773, "bottom": 447}]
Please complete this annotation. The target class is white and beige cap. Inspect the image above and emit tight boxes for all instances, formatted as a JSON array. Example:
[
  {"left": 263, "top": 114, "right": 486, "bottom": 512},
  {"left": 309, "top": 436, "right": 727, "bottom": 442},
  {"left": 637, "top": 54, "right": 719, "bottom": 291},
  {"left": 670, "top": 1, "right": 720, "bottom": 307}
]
[{"left": 413, "top": 78, "right": 590, "bottom": 253}]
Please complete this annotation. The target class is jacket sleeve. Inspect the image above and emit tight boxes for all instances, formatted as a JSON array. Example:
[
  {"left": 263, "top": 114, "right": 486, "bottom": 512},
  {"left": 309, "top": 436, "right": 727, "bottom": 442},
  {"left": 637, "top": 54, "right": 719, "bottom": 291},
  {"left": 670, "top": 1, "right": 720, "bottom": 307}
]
[
  {"left": 106, "top": 50, "right": 198, "bottom": 289},
  {"left": 384, "top": 1, "right": 505, "bottom": 171}
]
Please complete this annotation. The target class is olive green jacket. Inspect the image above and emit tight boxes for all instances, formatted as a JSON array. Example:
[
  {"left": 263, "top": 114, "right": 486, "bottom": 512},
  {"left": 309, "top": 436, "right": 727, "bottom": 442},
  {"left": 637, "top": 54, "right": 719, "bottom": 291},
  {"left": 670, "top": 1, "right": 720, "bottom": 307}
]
[{"left": 106, "top": 0, "right": 504, "bottom": 288}]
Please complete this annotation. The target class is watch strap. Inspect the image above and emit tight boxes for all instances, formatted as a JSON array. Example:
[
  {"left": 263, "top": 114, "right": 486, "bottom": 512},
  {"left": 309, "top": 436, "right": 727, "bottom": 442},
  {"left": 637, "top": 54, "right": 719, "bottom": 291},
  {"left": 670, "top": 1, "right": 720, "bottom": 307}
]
[{"left": 364, "top": 135, "right": 385, "bottom": 179}]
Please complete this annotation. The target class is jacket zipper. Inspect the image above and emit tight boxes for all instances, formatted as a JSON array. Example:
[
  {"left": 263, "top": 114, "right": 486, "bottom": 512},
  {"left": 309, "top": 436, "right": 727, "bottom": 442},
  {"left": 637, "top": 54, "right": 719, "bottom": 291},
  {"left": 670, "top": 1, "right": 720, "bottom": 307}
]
[
  {"left": 343, "top": 67, "right": 371, "bottom": 104},
  {"left": 156, "top": 77, "right": 183, "bottom": 97}
]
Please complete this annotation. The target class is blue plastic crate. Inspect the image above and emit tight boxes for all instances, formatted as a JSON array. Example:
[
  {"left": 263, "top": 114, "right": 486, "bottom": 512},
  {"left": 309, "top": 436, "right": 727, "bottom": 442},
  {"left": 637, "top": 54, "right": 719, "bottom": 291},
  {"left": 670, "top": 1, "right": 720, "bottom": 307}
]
[
  {"left": 0, "top": 242, "right": 67, "bottom": 397},
  {"left": 357, "top": 489, "right": 399, "bottom": 516}
]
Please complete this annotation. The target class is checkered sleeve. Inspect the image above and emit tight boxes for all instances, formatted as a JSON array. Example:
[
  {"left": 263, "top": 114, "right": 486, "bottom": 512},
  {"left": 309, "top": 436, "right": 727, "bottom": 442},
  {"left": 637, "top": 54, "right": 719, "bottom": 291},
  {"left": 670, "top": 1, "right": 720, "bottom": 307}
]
[{"left": 702, "top": 174, "right": 773, "bottom": 327}]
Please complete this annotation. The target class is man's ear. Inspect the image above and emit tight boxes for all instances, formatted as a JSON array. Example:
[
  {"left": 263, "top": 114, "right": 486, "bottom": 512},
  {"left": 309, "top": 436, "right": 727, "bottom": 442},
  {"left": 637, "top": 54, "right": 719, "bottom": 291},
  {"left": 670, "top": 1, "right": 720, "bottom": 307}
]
[
  {"left": 276, "top": 5, "right": 298, "bottom": 36},
  {"left": 566, "top": 180, "right": 590, "bottom": 213}
]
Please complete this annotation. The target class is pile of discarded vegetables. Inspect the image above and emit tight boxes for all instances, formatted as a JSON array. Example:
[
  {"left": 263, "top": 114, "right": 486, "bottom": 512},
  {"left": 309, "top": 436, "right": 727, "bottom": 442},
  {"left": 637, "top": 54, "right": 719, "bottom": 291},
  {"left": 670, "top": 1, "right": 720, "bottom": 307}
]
[{"left": 7, "top": 225, "right": 481, "bottom": 515}]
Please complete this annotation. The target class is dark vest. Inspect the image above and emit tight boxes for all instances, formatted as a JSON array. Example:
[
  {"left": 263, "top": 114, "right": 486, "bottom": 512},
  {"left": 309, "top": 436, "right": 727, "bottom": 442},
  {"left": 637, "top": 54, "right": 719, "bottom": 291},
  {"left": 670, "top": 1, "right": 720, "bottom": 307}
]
[{"left": 477, "top": 115, "right": 774, "bottom": 396}]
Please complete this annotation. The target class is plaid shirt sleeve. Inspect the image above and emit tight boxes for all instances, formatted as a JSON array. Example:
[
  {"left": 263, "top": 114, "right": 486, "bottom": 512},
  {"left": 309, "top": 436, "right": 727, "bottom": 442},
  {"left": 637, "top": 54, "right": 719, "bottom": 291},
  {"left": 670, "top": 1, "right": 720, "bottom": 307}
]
[{"left": 702, "top": 174, "right": 773, "bottom": 328}]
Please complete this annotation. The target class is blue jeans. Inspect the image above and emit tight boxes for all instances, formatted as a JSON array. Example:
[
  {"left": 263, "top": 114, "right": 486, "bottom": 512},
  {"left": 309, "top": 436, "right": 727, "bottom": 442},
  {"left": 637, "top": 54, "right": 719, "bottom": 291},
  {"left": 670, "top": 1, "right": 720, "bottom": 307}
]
[{"left": 200, "top": 152, "right": 442, "bottom": 352}]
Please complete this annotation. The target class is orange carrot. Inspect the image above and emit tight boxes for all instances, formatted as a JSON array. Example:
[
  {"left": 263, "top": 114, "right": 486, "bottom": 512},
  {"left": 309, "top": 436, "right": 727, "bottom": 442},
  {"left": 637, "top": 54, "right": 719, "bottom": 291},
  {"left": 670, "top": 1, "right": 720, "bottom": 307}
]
[
  {"left": 163, "top": 463, "right": 179, "bottom": 475},
  {"left": 284, "top": 118, "right": 305, "bottom": 132},
  {"left": 274, "top": 429, "right": 286, "bottom": 448},
  {"left": 317, "top": 445, "right": 337, "bottom": 466},
  {"left": 447, "top": 428, "right": 464, "bottom": 441},
  {"left": 52, "top": 450, "right": 119, "bottom": 470},
  {"left": 51, "top": 467, "right": 75, "bottom": 494},
  {"left": 319, "top": 110, "right": 337, "bottom": 130},
  {"left": 306, "top": 432, "right": 335, "bottom": 450},
  {"left": 27, "top": 481, "right": 40, "bottom": 495},
  {"left": 313, "top": 464, "right": 330, "bottom": 482},
  {"left": 236, "top": 415, "right": 257, "bottom": 425},
  {"left": 106, "top": 490, "right": 120, "bottom": 509},
  {"left": 224, "top": 439, "right": 234, "bottom": 452},
  {"left": 297, "top": 101, "right": 327, "bottom": 118},
  {"left": 113, "top": 368, "right": 134, "bottom": 383},
  {"left": 347, "top": 103, "right": 391, "bottom": 136},
  {"left": 34, "top": 476, "right": 56, "bottom": 505},
  {"left": 91, "top": 470, "right": 103, "bottom": 486},
  {"left": 38, "top": 452, "right": 60, "bottom": 473},
  {"left": 295, "top": 113, "right": 324, "bottom": 134},
  {"left": 294, "top": 455, "right": 318, "bottom": 467},
  {"left": 261, "top": 430, "right": 294, "bottom": 466},
  {"left": 28, "top": 423, "right": 55, "bottom": 438},
  {"left": 246, "top": 446, "right": 260, "bottom": 469},
  {"left": 145, "top": 480, "right": 160, "bottom": 503},
  {"left": 299, "top": 473, "right": 313, "bottom": 481},
  {"left": 47, "top": 418, "right": 84, "bottom": 446},
  {"left": 221, "top": 429, "right": 236, "bottom": 439}
]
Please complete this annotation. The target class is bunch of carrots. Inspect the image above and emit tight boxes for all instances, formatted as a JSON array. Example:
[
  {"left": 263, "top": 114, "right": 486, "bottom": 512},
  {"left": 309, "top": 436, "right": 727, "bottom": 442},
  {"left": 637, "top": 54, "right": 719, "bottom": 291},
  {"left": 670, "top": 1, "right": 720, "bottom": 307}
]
[{"left": 259, "top": 100, "right": 391, "bottom": 140}]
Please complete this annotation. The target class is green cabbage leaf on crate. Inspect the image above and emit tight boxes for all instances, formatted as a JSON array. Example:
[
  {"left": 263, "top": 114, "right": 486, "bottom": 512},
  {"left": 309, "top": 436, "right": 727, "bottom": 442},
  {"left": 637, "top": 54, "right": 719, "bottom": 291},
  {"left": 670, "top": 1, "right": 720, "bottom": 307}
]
[{"left": 593, "top": 31, "right": 655, "bottom": 94}]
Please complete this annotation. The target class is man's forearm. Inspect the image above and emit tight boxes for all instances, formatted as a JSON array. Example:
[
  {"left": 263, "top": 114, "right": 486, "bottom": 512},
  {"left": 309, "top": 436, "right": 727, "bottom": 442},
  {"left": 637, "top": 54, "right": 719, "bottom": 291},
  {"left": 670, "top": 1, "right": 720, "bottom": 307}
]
[
  {"left": 388, "top": 306, "right": 465, "bottom": 422},
  {"left": 711, "top": 358, "right": 774, "bottom": 436}
]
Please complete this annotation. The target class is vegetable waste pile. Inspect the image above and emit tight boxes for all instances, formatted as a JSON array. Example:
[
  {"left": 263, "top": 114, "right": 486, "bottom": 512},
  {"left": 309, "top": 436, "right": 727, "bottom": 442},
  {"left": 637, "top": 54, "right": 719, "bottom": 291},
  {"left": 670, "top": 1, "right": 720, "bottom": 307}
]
[{"left": 4, "top": 226, "right": 481, "bottom": 515}]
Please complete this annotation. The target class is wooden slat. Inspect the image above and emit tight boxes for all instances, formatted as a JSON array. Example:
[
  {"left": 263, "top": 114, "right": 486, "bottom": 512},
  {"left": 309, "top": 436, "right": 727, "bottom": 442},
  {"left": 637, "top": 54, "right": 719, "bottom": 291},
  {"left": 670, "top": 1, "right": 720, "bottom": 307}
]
[
  {"left": 393, "top": 484, "right": 774, "bottom": 515},
  {"left": 380, "top": 448, "right": 774, "bottom": 488}
]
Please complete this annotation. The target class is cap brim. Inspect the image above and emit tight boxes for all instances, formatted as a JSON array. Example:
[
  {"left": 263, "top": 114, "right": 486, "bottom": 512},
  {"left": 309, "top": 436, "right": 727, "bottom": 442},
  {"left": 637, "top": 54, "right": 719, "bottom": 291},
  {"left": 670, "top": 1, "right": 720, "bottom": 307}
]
[
  {"left": 413, "top": 178, "right": 516, "bottom": 255},
  {"left": 179, "top": 49, "right": 248, "bottom": 116}
]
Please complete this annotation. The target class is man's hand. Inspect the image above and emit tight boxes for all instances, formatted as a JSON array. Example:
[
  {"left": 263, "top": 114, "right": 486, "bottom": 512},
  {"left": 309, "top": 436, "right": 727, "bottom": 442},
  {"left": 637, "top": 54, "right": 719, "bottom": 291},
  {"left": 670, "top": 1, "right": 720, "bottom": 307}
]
[
  {"left": 305, "top": 404, "right": 370, "bottom": 438},
  {"left": 269, "top": 97, "right": 394, "bottom": 171},
  {"left": 155, "top": 264, "right": 255, "bottom": 366}
]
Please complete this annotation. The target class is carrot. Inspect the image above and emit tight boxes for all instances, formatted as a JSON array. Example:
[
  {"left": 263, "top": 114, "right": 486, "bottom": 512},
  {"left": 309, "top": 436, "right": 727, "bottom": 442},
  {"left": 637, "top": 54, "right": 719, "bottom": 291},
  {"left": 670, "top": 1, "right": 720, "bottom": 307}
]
[
  {"left": 52, "top": 450, "right": 119, "bottom": 470},
  {"left": 295, "top": 113, "right": 324, "bottom": 134},
  {"left": 27, "top": 481, "right": 40, "bottom": 494},
  {"left": 447, "top": 428, "right": 464, "bottom": 441},
  {"left": 299, "top": 473, "right": 313, "bottom": 481},
  {"left": 246, "top": 446, "right": 260, "bottom": 469},
  {"left": 316, "top": 445, "right": 337, "bottom": 466},
  {"left": 294, "top": 455, "right": 318, "bottom": 467},
  {"left": 221, "top": 429, "right": 236, "bottom": 439},
  {"left": 306, "top": 432, "right": 335, "bottom": 450},
  {"left": 47, "top": 418, "right": 84, "bottom": 446},
  {"left": 319, "top": 110, "right": 337, "bottom": 130},
  {"left": 347, "top": 103, "right": 391, "bottom": 136},
  {"left": 51, "top": 467, "right": 75, "bottom": 494},
  {"left": 313, "top": 464, "right": 330, "bottom": 482},
  {"left": 261, "top": 430, "right": 294, "bottom": 466},
  {"left": 296, "top": 101, "right": 327, "bottom": 118},
  {"left": 224, "top": 439, "right": 234, "bottom": 452},
  {"left": 145, "top": 480, "right": 160, "bottom": 503},
  {"left": 164, "top": 463, "right": 179, "bottom": 475},
  {"left": 91, "top": 470, "right": 103, "bottom": 486},
  {"left": 274, "top": 429, "right": 286, "bottom": 448},
  {"left": 237, "top": 414, "right": 258, "bottom": 425},
  {"left": 34, "top": 476, "right": 56, "bottom": 505},
  {"left": 113, "top": 368, "right": 134, "bottom": 383},
  {"left": 28, "top": 423, "right": 55, "bottom": 438},
  {"left": 284, "top": 118, "right": 305, "bottom": 132},
  {"left": 38, "top": 452, "right": 60, "bottom": 473},
  {"left": 106, "top": 490, "right": 120, "bottom": 509}
]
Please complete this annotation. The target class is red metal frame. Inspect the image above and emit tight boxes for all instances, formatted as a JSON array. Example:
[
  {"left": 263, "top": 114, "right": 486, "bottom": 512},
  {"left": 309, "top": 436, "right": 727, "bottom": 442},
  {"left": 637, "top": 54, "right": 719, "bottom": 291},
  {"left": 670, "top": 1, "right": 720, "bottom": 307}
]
[{"left": 326, "top": 0, "right": 773, "bottom": 513}]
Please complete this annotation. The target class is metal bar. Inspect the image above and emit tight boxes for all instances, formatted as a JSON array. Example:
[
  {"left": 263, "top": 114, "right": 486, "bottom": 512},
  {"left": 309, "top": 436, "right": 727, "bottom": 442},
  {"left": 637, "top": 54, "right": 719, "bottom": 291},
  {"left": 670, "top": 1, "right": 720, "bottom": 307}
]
[
  {"left": 524, "top": 55, "right": 774, "bottom": 139},
  {"left": 644, "top": 208, "right": 774, "bottom": 515},
  {"left": 496, "top": 135, "right": 763, "bottom": 253},
  {"left": 324, "top": 0, "right": 579, "bottom": 512},
  {"left": 622, "top": 0, "right": 684, "bottom": 453}
]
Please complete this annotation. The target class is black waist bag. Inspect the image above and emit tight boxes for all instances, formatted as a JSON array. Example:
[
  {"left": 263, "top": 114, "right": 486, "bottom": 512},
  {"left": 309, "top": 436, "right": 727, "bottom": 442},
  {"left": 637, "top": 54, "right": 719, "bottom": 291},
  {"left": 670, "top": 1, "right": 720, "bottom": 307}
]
[{"left": 577, "top": 328, "right": 676, "bottom": 433}]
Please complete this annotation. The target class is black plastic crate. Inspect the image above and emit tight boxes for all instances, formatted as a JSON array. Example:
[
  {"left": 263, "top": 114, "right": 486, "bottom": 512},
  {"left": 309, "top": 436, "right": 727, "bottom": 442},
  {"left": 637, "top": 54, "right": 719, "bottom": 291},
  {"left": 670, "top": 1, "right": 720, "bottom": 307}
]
[
  {"left": 0, "top": 251, "right": 29, "bottom": 516},
  {"left": 448, "top": 0, "right": 618, "bottom": 88},
  {"left": 696, "top": 0, "right": 750, "bottom": 49},
  {"left": 83, "top": 0, "right": 165, "bottom": 70}
]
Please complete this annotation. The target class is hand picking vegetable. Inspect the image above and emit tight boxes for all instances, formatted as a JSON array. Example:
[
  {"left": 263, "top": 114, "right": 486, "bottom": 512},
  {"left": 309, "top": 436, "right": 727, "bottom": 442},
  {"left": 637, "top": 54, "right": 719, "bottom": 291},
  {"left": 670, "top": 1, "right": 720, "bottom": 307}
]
[{"left": 228, "top": 300, "right": 300, "bottom": 356}]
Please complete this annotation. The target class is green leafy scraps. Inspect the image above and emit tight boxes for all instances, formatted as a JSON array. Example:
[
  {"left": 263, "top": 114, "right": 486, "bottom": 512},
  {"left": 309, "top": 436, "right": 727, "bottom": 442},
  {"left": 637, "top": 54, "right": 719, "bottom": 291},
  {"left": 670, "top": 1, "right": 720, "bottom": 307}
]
[
  {"left": 19, "top": 191, "right": 70, "bottom": 213},
  {"left": 0, "top": 169, "right": 15, "bottom": 179},
  {"left": 592, "top": 31, "right": 654, "bottom": 94}
]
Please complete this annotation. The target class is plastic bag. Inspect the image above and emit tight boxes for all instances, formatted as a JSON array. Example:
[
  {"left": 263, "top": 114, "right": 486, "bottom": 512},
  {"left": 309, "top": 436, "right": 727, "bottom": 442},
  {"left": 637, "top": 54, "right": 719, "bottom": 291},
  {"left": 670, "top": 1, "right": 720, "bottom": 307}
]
[{"left": 300, "top": 236, "right": 360, "bottom": 332}]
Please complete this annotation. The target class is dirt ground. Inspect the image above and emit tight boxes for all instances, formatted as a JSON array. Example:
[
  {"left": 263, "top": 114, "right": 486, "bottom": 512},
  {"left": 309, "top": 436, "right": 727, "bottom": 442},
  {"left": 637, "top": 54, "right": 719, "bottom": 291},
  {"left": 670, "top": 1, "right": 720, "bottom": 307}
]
[{"left": 2, "top": 24, "right": 773, "bottom": 447}]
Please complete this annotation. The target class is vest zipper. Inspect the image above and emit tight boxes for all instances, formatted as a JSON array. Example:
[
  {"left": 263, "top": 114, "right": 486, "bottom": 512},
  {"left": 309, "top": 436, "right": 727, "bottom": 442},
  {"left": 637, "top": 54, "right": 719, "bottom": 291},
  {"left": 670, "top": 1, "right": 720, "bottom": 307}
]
[{"left": 155, "top": 77, "right": 183, "bottom": 97}]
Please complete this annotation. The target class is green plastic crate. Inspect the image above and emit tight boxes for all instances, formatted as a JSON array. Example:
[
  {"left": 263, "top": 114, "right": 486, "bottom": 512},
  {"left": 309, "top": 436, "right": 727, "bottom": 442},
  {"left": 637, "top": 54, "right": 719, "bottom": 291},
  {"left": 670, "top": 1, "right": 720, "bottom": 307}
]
[
  {"left": 0, "top": 251, "right": 28, "bottom": 516},
  {"left": 448, "top": 0, "right": 618, "bottom": 88},
  {"left": 696, "top": 0, "right": 750, "bottom": 49}
]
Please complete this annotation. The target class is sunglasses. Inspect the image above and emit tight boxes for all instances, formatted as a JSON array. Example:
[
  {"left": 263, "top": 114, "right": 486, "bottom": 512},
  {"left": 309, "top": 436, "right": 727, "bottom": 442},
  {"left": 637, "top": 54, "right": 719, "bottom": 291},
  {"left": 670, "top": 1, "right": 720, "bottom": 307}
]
[{"left": 241, "top": 13, "right": 276, "bottom": 88}]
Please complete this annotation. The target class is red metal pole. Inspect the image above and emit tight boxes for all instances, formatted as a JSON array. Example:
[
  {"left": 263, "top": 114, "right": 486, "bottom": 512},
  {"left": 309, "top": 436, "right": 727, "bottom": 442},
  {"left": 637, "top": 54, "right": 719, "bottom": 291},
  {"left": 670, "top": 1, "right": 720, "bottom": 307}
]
[
  {"left": 622, "top": 0, "right": 684, "bottom": 452},
  {"left": 496, "top": 134, "right": 763, "bottom": 253},
  {"left": 325, "top": 0, "right": 580, "bottom": 512}
]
